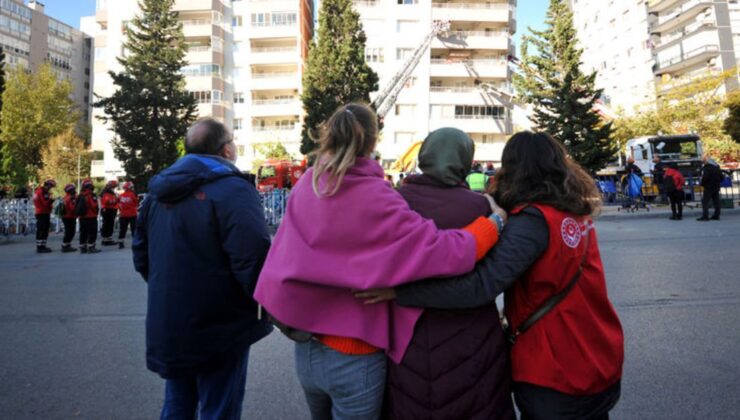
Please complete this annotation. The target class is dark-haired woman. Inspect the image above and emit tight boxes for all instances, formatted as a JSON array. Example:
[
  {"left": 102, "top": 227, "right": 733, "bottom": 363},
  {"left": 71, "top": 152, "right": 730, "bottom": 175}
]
[{"left": 359, "top": 131, "right": 624, "bottom": 420}]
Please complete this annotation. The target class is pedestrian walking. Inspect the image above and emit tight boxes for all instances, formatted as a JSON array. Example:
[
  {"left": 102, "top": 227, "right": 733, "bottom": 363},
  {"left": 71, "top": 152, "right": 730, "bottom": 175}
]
[
  {"left": 117, "top": 181, "right": 138, "bottom": 249},
  {"left": 132, "top": 118, "right": 273, "bottom": 419},
  {"left": 100, "top": 180, "right": 119, "bottom": 246},
  {"left": 663, "top": 166, "right": 685, "bottom": 220},
  {"left": 33, "top": 179, "right": 56, "bottom": 253},
  {"left": 466, "top": 163, "right": 489, "bottom": 192},
  {"left": 360, "top": 131, "right": 624, "bottom": 420},
  {"left": 385, "top": 127, "right": 515, "bottom": 420},
  {"left": 697, "top": 155, "right": 723, "bottom": 221},
  {"left": 60, "top": 184, "right": 78, "bottom": 252},
  {"left": 76, "top": 179, "right": 101, "bottom": 254},
  {"left": 254, "top": 103, "right": 503, "bottom": 420}
]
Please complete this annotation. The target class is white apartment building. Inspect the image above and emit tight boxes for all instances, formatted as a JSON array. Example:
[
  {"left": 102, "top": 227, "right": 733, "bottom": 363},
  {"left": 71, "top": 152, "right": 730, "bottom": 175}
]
[
  {"left": 86, "top": 0, "right": 312, "bottom": 178},
  {"left": 0, "top": 0, "right": 92, "bottom": 125},
  {"left": 355, "top": 0, "right": 516, "bottom": 164},
  {"left": 569, "top": 0, "right": 657, "bottom": 115},
  {"left": 648, "top": 0, "right": 740, "bottom": 97}
]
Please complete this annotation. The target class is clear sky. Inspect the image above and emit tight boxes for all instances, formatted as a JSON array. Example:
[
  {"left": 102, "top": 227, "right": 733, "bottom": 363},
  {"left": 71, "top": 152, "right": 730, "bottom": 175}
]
[{"left": 515, "top": 0, "right": 549, "bottom": 52}]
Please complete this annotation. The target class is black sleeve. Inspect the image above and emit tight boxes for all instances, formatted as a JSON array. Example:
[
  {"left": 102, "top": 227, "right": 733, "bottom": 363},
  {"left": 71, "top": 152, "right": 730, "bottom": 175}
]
[
  {"left": 74, "top": 196, "right": 87, "bottom": 216},
  {"left": 395, "top": 207, "right": 550, "bottom": 309}
]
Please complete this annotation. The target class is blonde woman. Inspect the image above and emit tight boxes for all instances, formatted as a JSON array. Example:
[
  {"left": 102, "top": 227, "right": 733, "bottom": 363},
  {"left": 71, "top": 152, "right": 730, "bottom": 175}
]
[{"left": 254, "top": 103, "right": 505, "bottom": 420}]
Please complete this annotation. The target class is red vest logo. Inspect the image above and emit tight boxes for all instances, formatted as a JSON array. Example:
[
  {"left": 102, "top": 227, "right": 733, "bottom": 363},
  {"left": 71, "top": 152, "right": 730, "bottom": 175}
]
[{"left": 560, "top": 217, "right": 582, "bottom": 248}]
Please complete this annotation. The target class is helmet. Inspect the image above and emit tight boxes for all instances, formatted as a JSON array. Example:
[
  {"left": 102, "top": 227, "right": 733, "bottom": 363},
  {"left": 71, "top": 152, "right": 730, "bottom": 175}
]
[
  {"left": 82, "top": 179, "right": 94, "bottom": 190},
  {"left": 43, "top": 179, "right": 57, "bottom": 188},
  {"left": 64, "top": 184, "right": 76, "bottom": 193},
  {"left": 106, "top": 180, "right": 119, "bottom": 189},
  {"left": 123, "top": 181, "right": 134, "bottom": 191}
]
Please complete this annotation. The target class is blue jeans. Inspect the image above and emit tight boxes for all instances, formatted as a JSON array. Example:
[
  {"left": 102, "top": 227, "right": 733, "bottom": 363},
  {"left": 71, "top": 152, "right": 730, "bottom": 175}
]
[
  {"left": 160, "top": 348, "right": 250, "bottom": 420},
  {"left": 295, "top": 340, "right": 386, "bottom": 420}
]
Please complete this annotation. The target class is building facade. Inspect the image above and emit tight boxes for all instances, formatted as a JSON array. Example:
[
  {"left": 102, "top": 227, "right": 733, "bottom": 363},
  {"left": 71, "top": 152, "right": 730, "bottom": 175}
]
[
  {"left": 86, "top": 0, "right": 312, "bottom": 178},
  {"left": 1, "top": 0, "right": 92, "bottom": 125},
  {"left": 355, "top": 0, "right": 516, "bottom": 164},
  {"left": 569, "top": 0, "right": 657, "bottom": 115}
]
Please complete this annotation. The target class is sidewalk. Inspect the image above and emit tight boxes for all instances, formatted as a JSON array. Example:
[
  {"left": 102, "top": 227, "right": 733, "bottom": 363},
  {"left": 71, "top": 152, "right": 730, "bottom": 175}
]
[{"left": 597, "top": 202, "right": 740, "bottom": 220}]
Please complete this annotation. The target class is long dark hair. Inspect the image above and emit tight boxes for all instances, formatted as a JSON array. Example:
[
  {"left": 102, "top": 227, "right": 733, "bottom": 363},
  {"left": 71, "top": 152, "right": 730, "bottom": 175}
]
[{"left": 491, "top": 131, "right": 601, "bottom": 216}]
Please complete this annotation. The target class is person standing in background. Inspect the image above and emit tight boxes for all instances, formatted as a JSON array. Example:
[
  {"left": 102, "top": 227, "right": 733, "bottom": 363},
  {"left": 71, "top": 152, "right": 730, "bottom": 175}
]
[
  {"left": 117, "top": 181, "right": 139, "bottom": 249},
  {"left": 466, "top": 163, "right": 489, "bottom": 192},
  {"left": 697, "top": 155, "right": 724, "bottom": 221},
  {"left": 663, "top": 166, "right": 685, "bottom": 221},
  {"left": 100, "top": 180, "right": 119, "bottom": 246},
  {"left": 76, "top": 180, "right": 101, "bottom": 254},
  {"left": 61, "top": 184, "right": 78, "bottom": 252},
  {"left": 33, "top": 179, "right": 56, "bottom": 253}
]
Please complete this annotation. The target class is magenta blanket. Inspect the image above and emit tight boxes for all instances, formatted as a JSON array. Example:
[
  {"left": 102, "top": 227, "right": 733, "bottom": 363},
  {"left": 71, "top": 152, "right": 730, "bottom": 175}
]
[{"left": 254, "top": 158, "right": 478, "bottom": 362}]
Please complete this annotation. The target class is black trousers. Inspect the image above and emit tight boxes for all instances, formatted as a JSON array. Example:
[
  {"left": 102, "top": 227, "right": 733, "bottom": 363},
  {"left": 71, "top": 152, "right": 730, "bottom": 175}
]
[
  {"left": 35, "top": 214, "right": 50, "bottom": 243},
  {"left": 79, "top": 218, "right": 98, "bottom": 246},
  {"left": 118, "top": 217, "right": 136, "bottom": 240},
  {"left": 701, "top": 189, "right": 721, "bottom": 218},
  {"left": 101, "top": 209, "right": 117, "bottom": 239},
  {"left": 62, "top": 218, "right": 76, "bottom": 244},
  {"left": 668, "top": 191, "right": 683, "bottom": 217},
  {"left": 515, "top": 381, "right": 621, "bottom": 420}
]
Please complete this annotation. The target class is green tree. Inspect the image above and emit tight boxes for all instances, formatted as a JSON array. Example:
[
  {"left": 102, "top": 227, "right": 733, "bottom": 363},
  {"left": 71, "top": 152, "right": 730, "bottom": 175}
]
[
  {"left": 256, "top": 142, "right": 292, "bottom": 160},
  {"left": 96, "top": 0, "right": 197, "bottom": 190},
  {"left": 0, "top": 64, "right": 78, "bottom": 184},
  {"left": 38, "top": 129, "right": 91, "bottom": 194},
  {"left": 723, "top": 91, "right": 740, "bottom": 144},
  {"left": 300, "top": 0, "right": 379, "bottom": 157},
  {"left": 0, "top": 48, "right": 5, "bottom": 178},
  {"left": 514, "top": 0, "right": 616, "bottom": 173}
]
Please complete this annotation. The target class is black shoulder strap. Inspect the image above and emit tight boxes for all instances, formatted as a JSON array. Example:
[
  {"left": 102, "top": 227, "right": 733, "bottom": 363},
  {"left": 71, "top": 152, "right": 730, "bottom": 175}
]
[{"left": 509, "top": 227, "right": 591, "bottom": 344}]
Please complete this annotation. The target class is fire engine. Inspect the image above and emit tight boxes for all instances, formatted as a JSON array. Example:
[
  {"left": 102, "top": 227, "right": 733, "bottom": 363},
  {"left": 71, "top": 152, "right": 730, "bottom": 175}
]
[{"left": 256, "top": 159, "right": 307, "bottom": 192}]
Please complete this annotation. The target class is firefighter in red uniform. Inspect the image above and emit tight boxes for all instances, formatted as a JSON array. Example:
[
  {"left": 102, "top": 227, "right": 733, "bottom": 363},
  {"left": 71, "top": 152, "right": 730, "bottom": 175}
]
[
  {"left": 76, "top": 179, "right": 101, "bottom": 254},
  {"left": 100, "top": 180, "right": 119, "bottom": 246},
  {"left": 61, "top": 184, "right": 78, "bottom": 252},
  {"left": 33, "top": 179, "right": 56, "bottom": 253},
  {"left": 117, "top": 181, "right": 139, "bottom": 249}
]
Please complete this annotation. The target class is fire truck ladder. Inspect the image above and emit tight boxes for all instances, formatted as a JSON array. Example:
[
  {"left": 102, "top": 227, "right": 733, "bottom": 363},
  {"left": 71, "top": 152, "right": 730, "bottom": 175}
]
[{"left": 371, "top": 20, "right": 450, "bottom": 119}]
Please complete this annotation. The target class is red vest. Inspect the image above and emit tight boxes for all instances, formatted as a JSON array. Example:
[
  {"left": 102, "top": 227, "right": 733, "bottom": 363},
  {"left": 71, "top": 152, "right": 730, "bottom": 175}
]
[
  {"left": 100, "top": 190, "right": 119, "bottom": 210},
  {"left": 62, "top": 193, "right": 77, "bottom": 219},
  {"left": 118, "top": 191, "right": 139, "bottom": 218},
  {"left": 33, "top": 187, "right": 53, "bottom": 215},
  {"left": 80, "top": 191, "right": 99, "bottom": 219},
  {"left": 505, "top": 204, "right": 624, "bottom": 395}
]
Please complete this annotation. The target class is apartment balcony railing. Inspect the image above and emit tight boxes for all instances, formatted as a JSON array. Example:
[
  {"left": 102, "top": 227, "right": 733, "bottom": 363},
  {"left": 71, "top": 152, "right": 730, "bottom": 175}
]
[
  {"left": 431, "top": 2, "right": 513, "bottom": 11},
  {"left": 251, "top": 47, "right": 296, "bottom": 53},
  {"left": 251, "top": 21, "right": 298, "bottom": 28},
  {"left": 652, "top": 0, "right": 712, "bottom": 34},
  {"left": 654, "top": 45, "right": 719, "bottom": 73},
  {"left": 430, "top": 83, "right": 512, "bottom": 93},
  {"left": 252, "top": 99, "right": 298, "bottom": 105},
  {"left": 252, "top": 72, "right": 298, "bottom": 79},
  {"left": 354, "top": 0, "right": 380, "bottom": 7},
  {"left": 254, "top": 125, "right": 297, "bottom": 132}
]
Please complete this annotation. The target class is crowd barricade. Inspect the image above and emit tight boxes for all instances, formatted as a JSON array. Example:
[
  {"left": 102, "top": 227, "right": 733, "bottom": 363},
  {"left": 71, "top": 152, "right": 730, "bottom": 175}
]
[{"left": 259, "top": 189, "right": 289, "bottom": 227}]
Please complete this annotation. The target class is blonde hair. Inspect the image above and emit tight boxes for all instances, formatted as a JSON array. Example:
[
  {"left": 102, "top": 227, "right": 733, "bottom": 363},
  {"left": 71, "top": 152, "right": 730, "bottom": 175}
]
[{"left": 312, "top": 103, "right": 379, "bottom": 196}]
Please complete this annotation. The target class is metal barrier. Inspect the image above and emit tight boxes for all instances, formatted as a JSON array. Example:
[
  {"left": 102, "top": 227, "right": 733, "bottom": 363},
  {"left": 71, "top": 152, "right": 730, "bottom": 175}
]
[
  {"left": 595, "top": 169, "right": 740, "bottom": 207},
  {"left": 260, "top": 189, "right": 289, "bottom": 227}
]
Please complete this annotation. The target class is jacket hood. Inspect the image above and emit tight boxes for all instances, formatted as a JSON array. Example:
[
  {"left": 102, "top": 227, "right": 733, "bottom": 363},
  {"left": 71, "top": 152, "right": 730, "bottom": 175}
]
[
  {"left": 417, "top": 127, "right": 474, "bottom": 186},
  {"left": 149, "top": 154, "right": 244, "bottom": 204}
]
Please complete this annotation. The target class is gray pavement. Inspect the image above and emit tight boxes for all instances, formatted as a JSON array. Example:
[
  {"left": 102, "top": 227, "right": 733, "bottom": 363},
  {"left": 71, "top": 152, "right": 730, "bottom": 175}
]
[{"left": 0, "top": 213, "right": 739, "bottom": 419}]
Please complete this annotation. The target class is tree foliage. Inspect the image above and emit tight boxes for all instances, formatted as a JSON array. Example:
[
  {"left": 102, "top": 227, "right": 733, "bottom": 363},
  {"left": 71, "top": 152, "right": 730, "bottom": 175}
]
[
  {"left": 255, "top": 142, "right": 292, "bottom": 160},
  {"left": 96, "top": 0, "right": 197, "bottom": 190},
  {"left": 613, "top": 69, "right": 740, "bottom": 163},
  {"left": 514, "top": 0, "right": 616, "bottom": 173},
  {"left": 300, "top": 0, "right": 379, "bottom": 157},
  {"left": 0, "top": 64, "right": 78, "bottom": 184},
  {"left": 38, "top": 129, "right": 91, "bottom": 194},
  {"left": 723, "top": 91, "right": 740, "bottom": 144}
]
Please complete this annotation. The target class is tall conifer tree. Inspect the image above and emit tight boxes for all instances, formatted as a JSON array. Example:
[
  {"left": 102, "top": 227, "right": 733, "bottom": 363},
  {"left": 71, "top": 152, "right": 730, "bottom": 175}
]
[
  {"left": 514, "top": 0, "right": 615, "bottom": 173},
  {"left": 300, "top": 0, "right": 379, "bottom": 156},
  {"left": 96, "top": 0, "right": 197, "bottom": 189}
]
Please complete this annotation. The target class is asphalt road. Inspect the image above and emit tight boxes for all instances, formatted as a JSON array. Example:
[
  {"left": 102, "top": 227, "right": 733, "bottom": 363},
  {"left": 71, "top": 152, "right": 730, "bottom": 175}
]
[{"left": 0, "top": 211, "right": 738, "bottom": 419}]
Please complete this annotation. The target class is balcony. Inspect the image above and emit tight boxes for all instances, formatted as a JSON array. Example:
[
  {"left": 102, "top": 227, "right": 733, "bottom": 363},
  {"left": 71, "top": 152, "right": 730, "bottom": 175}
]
[
  {"left": 432, "top": 30, "right": 510, "bottom": 51},
  {"left": 430, "top": 59, "right": 508, "bottom": 78},
  {"left": 249, "top": 47, "right": 298, "bottom": 65},
  {"left": 429, "top": 84, "right": 513, "bottom": 105},
  {"left": 95, "top": 5, "right": 107, "bottom": 25},
  {"left": 648, "top": 0, "right": 688, "bottom": 14},
  {"left": 185, "top": 76, "right": 224, "bottom": 91},
  {"left": 650, "top": 1, "right": 713, "bottom": 34},
  {"left": 654, "top": 45, "right": 719, "bottom": 75},
  {"left": 431, "top": 2, "right": 513, "bottom": 23},
  {"left": 186, "top": 48, "right": 224, "bottom": 65},
  {"left": 250, "top": 22, "right": 299, "bottom": 39},
  {"left": 182, "top": 20, "right": 220, "bottom": 38},
  {"left": 250, "top": 72, "right": 300, "bottom": 90},
  {"left": 429, "top": 115, "right": 512, "bottom": 134},
  {"left": 174, "top": 0, "right": 224, "bottom": 13},
  {"left": 250, "top": 125, "right": 301, "bottom": 143},
  {"left": 250, "top": 99, "right": 303, "bottom": 117}
]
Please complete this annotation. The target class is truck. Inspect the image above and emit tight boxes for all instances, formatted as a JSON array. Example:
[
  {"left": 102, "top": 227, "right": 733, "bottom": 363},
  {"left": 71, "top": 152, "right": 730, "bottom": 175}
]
[
  {"left": 625, "top": 134, "right": 704, "bottom": 177},
  {"left": 256, "top": 159, "right": 306, "bottom": 192}
]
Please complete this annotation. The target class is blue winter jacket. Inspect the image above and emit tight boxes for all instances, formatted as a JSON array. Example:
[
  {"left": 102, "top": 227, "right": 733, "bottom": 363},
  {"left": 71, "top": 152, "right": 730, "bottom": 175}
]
[{"left": 132, "top": 154, "right": 272, "bottom": 378}]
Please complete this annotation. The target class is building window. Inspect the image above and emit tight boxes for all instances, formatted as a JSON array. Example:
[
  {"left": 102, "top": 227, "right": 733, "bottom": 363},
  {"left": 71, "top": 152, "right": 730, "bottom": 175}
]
[
  {"left": 94, "top": 47, "right": 105, "bottom": 61},
  {"left": 453, "top": 105, "right": 506, "bottom": 119},
  {"left": 397, "top": 0, "right": 418, "bottom": 4},
  {"left": 190, "top": 90, "right": 224, "bottom": 104},
  {"left": 365, "top": 47, "right": 384, "bottom": 63},
  {"left": 396, "top": 48, "right": 413, "bottom": 61},
  {"left": 181, "top": 64, "right": 222, "bottom": 77},
  {"left": 234, "top": 118, "right": 243, "bottom": 131},
  {"left": 395, "top": 104, "right": 415, "bottom": 116},
  {"left": 233, "top": 92, "right": 245, "bottom": 104}
]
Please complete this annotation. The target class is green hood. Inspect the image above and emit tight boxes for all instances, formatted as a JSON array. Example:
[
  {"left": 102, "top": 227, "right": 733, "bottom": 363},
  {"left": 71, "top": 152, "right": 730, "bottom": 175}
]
[{"left": 418, "top": 127, "right": 474, "bottom": 186}]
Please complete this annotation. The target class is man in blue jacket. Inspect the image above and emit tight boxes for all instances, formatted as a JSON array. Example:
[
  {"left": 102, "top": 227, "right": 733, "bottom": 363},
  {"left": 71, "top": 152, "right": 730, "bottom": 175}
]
[{"left": 133, "top": 118, "right": 272, "bottom": 419}]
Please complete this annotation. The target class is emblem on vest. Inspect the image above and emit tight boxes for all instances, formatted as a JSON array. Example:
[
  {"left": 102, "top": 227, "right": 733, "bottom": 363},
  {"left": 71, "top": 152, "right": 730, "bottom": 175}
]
[{"left": 561, "top": 217, "right": 582, "bottom": 248}]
